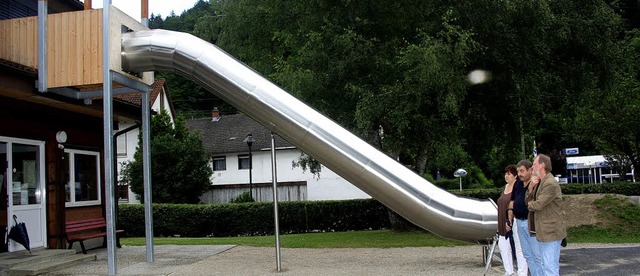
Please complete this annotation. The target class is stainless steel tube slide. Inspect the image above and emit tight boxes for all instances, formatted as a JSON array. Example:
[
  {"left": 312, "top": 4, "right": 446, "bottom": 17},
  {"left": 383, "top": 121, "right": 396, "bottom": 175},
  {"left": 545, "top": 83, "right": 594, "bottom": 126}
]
[{"left": 122, "top": 30, "right": 498, "bottom": 242}]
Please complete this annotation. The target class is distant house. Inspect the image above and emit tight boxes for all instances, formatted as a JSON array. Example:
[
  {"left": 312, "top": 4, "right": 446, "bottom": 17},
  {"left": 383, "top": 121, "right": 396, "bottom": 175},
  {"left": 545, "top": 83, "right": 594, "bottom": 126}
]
[
  {"left": 564, "top": 155, "right": 635, "bottom": 184},
  {"left": 115, "top": 79, "right": 176, "bottom": 204},
  {"left": 186, "top": 110, "right": 370, "bottom": 203}
]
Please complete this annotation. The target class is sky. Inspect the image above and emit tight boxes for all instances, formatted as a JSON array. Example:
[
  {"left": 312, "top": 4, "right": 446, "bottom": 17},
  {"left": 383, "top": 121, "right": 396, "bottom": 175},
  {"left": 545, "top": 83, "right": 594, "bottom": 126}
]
[{"left": 86, "top": 0, "right": 201, "bottom": 19}]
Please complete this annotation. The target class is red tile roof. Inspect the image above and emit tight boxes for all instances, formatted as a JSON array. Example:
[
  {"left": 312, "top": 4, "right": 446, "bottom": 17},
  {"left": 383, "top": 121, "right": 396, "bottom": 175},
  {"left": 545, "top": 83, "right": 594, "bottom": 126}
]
[{"left": 114, "top": 78, "right": 165, "bottom": 106}]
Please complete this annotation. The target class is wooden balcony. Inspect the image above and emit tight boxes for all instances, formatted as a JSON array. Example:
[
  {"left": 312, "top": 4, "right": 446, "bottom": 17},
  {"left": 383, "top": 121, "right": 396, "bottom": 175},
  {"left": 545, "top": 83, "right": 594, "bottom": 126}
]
[{"left": 0, "top": 5, "right": 152, "bottom": 89}]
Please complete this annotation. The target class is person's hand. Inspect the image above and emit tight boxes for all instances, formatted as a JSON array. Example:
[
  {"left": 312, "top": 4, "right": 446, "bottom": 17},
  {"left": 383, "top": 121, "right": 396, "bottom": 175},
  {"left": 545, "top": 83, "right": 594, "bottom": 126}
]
[
  {"left": 505, "top": 222, "right": 512, "bottom": 232},
  {"left": 529, "top": 176, "right": 540, "bottom": 192}
]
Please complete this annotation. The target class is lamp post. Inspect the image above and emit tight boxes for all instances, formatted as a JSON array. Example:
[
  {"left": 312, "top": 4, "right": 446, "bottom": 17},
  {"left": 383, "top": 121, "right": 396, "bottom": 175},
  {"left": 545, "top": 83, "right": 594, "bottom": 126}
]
[
  {"left": 244, "top": 133, "right": 255, "bottom": 199},
  {"left": 454, "top": 168, "right": 467, "bottom": 192}
]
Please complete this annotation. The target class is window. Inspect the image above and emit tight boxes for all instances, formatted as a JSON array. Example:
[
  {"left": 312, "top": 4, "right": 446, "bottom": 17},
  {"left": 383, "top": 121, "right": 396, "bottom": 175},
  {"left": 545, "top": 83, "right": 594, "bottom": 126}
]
[
  {"left": 65, "top": 149, "right": 101, "bottom": 207},
  {"left": 0, "top": 138, "right": 45, "bottom": 206},
  {"left": 238, "top": 155, "right": 250, "bottom": 170},
  {"left": 116, "top": 134, "right": 127, "bottom": 157},
  {"left": 213, "top": 156, "right": 226, "bottom": 171}
]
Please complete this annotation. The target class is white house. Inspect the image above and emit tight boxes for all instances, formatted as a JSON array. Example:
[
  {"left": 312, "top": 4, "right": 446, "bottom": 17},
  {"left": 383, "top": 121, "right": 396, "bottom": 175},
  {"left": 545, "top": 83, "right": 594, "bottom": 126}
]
[
  {"left": 186, "top": 110, "right": 371, "bottom": 203},
  {"left": 116, "top": 79, "right": 176, "bottom": 204}
]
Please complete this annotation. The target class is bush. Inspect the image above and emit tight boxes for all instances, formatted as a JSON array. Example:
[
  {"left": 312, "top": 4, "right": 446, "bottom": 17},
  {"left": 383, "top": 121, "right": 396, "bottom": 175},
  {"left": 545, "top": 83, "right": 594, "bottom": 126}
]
[
  {"left": 118, "top": 199, "right": 391, "bottom": 237},
  {"left": 230, "top": 191, "right": 255, "bottom": 203},
  {"left": 560, "top": 182, "right": 640, "bottom": 196},
  {"left": 118, "top": 182, "right": 640, "bottom": 237}
]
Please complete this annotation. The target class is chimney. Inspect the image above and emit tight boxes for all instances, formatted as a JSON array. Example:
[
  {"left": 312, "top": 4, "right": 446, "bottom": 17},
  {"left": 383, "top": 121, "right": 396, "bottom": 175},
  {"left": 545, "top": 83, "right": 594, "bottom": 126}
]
[{"left": 211, "top": 107, "right": 221, "bottom": 122}]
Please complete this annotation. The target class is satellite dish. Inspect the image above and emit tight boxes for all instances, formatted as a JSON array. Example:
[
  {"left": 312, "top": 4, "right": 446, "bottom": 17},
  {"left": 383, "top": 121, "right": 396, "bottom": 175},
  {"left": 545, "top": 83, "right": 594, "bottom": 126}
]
[{"left": 454, "top": 169, "right": 467, "bottom": 178}]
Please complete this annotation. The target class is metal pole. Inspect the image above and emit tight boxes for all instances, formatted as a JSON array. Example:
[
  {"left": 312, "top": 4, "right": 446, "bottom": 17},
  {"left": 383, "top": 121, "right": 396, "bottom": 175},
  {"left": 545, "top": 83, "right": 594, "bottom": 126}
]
[
  {"left": 37, "top": 0, "right": 47, "bottom": 93},
  {"left": 102, "top": 1, "right": 117, "bottom": 275},
  {"left": 459, "top": 178, "right": 462, "bottom": 192},
  {"left": 598, "top": 167, "right": 602, "bottom": 184},
  {"left": 139, "top": 1, "right": 154, "bottom": 263},
  {"left": 270, "top": 133, "right": 282, "bottom": 271},
  {"left": 142, "top": 90, "right": 154, "bottom": 262}
]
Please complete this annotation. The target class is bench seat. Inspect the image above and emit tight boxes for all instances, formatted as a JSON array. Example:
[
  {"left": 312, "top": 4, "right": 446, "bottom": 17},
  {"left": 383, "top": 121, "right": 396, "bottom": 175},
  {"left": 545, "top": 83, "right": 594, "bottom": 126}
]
[{"left": 65, "top": 218, "right": 124, "bottom": 254}]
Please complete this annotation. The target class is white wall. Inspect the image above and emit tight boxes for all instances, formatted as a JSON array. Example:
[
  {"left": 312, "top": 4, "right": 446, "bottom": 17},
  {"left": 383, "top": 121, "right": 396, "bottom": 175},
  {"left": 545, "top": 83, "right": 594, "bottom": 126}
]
[
  {"left": 212, "top": 149, "right": 370, "bottom": 201},
  {"left": 116, "top": 121, "right": 142, "bottom": 204}
]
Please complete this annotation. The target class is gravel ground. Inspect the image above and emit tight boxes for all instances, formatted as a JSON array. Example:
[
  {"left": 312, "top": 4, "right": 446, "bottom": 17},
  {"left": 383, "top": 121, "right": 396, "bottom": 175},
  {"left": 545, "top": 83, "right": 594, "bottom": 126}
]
[
  {"left": 175, "top": 245, "right": 495, "bottom": 275},
  {"left": 49, "top": 243, "right": 640, "bottom": 275}
]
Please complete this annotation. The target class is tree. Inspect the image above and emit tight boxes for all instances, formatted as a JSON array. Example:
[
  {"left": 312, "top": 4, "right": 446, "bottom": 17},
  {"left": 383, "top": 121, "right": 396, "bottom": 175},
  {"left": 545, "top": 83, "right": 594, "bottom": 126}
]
[
  {"left": 145, "top": 0, "right": 640, "bottom": 185},
  {"left": 575, "top": 30, "right": 640, "bottom": 178},
  {"left": 120, "top": 110, "right": 213, "bottom": 203}
]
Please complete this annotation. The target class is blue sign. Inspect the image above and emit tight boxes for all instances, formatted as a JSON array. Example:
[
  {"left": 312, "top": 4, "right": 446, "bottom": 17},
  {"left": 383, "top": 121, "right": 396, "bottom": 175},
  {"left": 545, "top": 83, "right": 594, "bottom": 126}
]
[{"left": 564, "top": 148, "right": 579, "bottom": 156}]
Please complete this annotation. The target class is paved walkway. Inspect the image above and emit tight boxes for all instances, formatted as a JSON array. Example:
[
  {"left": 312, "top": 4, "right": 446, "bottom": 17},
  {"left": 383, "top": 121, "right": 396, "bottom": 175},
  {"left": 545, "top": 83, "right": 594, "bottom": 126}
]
[{"left": 48, "top": 243, "right": 640, "bottom": 275}]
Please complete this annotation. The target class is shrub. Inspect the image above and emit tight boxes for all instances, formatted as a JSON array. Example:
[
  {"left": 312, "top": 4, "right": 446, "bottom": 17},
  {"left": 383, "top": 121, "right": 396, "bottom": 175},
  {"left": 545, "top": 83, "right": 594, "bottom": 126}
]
[
  {"left": 118, "top": 182, "right": 640, "bottom": 237},
  {"left": 230, "top": 191, "right": 255, "bottom": 203},
  {"left": 118, "top": 199, "right": 391, "bottom": 237}
]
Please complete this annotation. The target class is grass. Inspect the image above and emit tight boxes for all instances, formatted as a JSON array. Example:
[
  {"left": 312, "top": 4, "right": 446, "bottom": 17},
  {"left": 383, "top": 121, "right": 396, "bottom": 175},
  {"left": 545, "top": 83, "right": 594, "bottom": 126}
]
[
  {"left": 565, "top": 195, "right": 640, "bottom": 243},
  {"left": 121, "top": 229, "right": 471, "bottom": 248},
  {"left": 568, "top": 225, "right": 640, "bottom": 243}
]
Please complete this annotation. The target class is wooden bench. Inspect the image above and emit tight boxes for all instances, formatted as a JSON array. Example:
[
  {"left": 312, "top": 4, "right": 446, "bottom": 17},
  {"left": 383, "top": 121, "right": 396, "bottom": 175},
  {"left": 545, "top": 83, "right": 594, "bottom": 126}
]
[{"left": 65, "top": 218, "right": 124, "bottom": 254}]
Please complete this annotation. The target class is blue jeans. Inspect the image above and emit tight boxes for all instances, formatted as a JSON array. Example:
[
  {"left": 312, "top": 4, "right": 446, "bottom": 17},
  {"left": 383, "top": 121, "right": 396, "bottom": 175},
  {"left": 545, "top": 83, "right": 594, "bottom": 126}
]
[
  {"left": 538, "top": 239, "right": 562, "bottom": 276},
  {"left": 516, "top": 219, "right": 542, "bottom": 275}
]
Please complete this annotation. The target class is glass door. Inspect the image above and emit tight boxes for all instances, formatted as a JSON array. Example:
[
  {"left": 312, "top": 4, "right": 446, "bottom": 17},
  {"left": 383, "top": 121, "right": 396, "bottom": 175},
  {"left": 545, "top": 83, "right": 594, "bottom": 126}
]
[{"left": 1, "top": 137, "right": 47, "bottom": 252}]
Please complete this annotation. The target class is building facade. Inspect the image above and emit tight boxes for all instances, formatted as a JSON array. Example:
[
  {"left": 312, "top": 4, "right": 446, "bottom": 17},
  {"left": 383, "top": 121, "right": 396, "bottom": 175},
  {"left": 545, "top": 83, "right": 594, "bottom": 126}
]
[
  {"left": 1, "top": 1, "right": 152, "bottom": 252},
  {"left": 186, "top": 111, "right": 370, "bottom": 203}
]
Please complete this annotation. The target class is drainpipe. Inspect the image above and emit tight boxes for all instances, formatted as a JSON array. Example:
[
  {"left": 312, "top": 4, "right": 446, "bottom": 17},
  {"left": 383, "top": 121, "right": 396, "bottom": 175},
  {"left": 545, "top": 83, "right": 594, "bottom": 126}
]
[
  {"left": 37, "top": 0, "right": 47, "bottom": 93},
  {"left": 112, "top": 122, "right": 141, "bottom": 235}
]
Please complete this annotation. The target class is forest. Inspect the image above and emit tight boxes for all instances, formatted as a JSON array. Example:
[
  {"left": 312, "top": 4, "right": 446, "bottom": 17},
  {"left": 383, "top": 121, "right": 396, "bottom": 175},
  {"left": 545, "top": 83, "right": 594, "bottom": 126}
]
[{"left": 144, "top": 0, "right": 640, "bottom": 187}]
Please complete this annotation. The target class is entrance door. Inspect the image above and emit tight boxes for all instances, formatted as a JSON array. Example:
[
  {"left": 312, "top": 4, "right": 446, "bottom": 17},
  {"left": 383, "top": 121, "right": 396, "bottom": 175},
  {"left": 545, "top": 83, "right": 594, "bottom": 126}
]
[{"left": 0, "top": 137, "right": 47, "bottom": 252}]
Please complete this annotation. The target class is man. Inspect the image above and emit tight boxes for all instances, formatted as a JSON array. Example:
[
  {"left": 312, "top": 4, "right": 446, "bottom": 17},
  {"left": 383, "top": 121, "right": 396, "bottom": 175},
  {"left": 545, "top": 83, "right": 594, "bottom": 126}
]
[
  {"left": 528, "top": 154, "right": 567, "bottom": 276},
  {"left": 509, "top": 160, "right": 540, "bottom": 276}
]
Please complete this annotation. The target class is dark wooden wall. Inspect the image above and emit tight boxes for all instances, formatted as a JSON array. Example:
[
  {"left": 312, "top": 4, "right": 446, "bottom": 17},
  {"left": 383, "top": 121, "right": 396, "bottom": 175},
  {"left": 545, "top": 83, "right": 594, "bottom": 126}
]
[{"left": 1, "top": 94, "right": 107, "bottom": 249}]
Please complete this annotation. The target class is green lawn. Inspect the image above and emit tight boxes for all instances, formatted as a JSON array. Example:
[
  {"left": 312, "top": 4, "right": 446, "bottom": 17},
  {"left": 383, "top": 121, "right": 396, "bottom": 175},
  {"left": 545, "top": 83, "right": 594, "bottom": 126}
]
[
  {"left": 567, "top": 226, "right": 640, "bottom": 243},
  {"left": 121, "top": 230, "right": 470, "bottom": 248},
  {"left": 121, "top": 227, "right": 640, "bottom": 248}
]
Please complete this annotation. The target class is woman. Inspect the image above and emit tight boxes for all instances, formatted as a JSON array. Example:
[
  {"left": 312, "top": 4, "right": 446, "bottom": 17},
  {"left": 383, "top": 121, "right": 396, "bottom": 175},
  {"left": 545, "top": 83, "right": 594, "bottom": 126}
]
[{"left": 497, "top": 164, "right": 526, "bottom": 276}]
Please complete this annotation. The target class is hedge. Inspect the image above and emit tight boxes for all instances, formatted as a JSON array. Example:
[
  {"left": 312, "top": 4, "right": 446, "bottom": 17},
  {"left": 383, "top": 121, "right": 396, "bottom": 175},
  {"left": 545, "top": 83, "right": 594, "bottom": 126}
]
[
  {"left": 118, "top": 182, "right": 640, "bottom": 237},
  {"left": 118, "top": 199, "right": 391, "bottom": 237},
  {"left": 454, "top": 181, "right": 640, "bottom": 202}
]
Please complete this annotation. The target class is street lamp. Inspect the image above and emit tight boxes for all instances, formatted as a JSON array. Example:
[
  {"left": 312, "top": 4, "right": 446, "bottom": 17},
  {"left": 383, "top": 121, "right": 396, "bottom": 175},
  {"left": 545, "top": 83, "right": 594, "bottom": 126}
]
[
  {"left": 454, "top": 168, "right": 468, "bottom": 192},
  {"left": 244, "top": 133, "right": 255, "bottom": 199}
]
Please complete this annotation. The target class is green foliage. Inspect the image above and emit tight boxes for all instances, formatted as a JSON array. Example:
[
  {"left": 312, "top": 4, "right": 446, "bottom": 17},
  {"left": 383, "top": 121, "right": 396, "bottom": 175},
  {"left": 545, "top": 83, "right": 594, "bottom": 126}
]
[
  {"left": 568, "top": 225, "right": 640, "bottom": 243},
  {"left": 229, "top": 191, "right": 255, "bottom": 203},
  {"left": 569, "top": 194, "right": 640, "bottom": 243},
  {"left": 144, "top": 0, "right": 640, "bottom": 185},
  {"left": 119, "top": 183, "right": 640, "bottom": 237},
  {"left": 120, "top": 110, "right": 212, "bottom": 203},
  {"left": 118, "top": 199, "right": 391, "bottom": 237},
  {"left": 594, "top": 195, "right": 640, "bottom": 232},
  {"left": 455, "top": 188, "right": 502, "bottom": 203},
  {"left": 560, "top": 182, "right": 640, "bottom": 196},
  {"left": 574, "top": 30, "right": 640, "bottom": 179},
  {"left": 454, "top": 182, "right": 640, "bottom": 203},
  {"left": 291, "top": 152, "right": 322, "bottom": 178}
]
